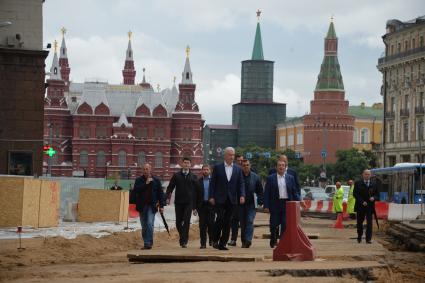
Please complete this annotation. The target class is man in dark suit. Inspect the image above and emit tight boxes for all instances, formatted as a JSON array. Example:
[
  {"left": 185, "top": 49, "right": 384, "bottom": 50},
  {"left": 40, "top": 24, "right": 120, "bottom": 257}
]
[
  {"left": 268, "top": 154, "right": 300, "bottom": 196},
  {"left": 229, "top": 154, "right": 244, "bottom": 246},
  {"left": 166, "top": 157, "right": 198, "bottom": 248},
  {"left": 264, "top": 160, "right": 300, "bottom": 248},
  {"left": 195, "top": 164, "right": 214, "bottom": 249},
  {"left": 209, "top": 147, "right": 245, "bottom": 250},
  {"left": 130, "top": 163, "right": 165, "bottom": 249},
  {"left": 353, "top": 169, "right": 379, "bottom": 244}
]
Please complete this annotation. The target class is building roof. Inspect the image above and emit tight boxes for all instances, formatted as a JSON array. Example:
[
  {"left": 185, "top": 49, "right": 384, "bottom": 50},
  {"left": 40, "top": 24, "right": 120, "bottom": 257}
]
[
  {"left": 70, "top": 81, "right": 179, "bottom": 117},
  {"left": 206, "top": 124, "right": 239, "bottom": 130},
  {"left": 251, "top": 22, "right": 264, "bottom": 60},
  {"left": 315, "top": 21, "right": 344, "bottom": 92},
  {"left": 348, "top": 104, "right": 383, "bottom": 119}
]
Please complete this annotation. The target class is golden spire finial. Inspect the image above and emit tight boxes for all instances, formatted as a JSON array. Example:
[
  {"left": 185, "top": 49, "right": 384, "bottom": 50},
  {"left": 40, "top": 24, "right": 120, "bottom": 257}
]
[
  {"left": 128, "top": 30, "right": 132, "bottom": 40},
  {"left": 185, "top": 45, "right": 190, "bottom": 58},
  {"left": 173, "top": 76, "right": 176, "bottom": 84},
  {"left": 331, "top": 14, "right": 334, "bottom": 22},
  {"left": 256, "top": 9, "right": 262, "bottom": 22},
  {"left": 61, "top": 27, "right": 66, "bottom": 37},
  {"left": 54, "top": 40, "right": 58, "bottom": 53}
]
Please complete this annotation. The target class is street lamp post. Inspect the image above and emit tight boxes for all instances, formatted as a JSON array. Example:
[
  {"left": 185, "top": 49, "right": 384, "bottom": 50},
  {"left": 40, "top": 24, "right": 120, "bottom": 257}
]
[{"left": 47, "top": 123, "right": 53, "bottom": 176}]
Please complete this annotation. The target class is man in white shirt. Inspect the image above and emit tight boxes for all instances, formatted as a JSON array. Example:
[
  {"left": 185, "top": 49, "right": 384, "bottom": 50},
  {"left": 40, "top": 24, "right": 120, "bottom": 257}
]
[{"left": 264, "top": 160, "right": 299, "bottom": 248}]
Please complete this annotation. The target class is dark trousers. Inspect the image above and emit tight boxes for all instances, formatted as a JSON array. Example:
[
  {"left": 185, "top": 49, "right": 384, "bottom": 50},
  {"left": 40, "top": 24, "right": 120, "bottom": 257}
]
[
  {"left": 239, "top": 204, "right": 256, "bottom": 243},
  {"left": 213, "top": 198, "right": 235, "bottom": 247},
  {"left": 270, "top": 199, "right": 287, "bottom": 245},
  {"left": 198, "top": 201, "right": 215, "bottom": 246},
  {"left": 175, "top": 203, "right": 192, "bottom": 245},
  {"left": 230, "top": 206, "right": 240, "bottom": 241},
  {"left": 357, "top": 207, "right": 373, "bottom": 241}
]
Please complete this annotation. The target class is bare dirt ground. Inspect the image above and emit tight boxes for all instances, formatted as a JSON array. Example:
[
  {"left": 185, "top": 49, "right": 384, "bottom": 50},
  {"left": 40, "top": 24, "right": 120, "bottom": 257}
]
[{"left": 0, "top": 214, "right": 424, "bottom": 283}]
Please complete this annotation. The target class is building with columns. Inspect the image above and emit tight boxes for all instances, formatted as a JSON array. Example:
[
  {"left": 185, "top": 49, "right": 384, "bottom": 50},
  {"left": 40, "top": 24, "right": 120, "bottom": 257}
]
[
  {"left": 43, "top": 30, "right": 203, "bottom": 180},
  {"left": 303, "top": 20, "right": 355, "bottom": 165},
  {"left": 377, "top": 16, "right": 425, "bottom": 166}
]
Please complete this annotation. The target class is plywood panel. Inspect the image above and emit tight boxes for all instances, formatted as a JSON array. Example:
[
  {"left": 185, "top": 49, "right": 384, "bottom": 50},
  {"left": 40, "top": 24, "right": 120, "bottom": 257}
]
[
  {"left": 78, "top": 188, "right": 127, "bottom": 222},
  {"left": 119, "top": 191, "right": 129, "bottom": 222},
  {"left": 21, "top": 179, "right": 41, "bottom": 227},
  {"left": 0, "top": 177, "right": 40, "bottom": 228},
  {"left": 38, "top": 180, "right": 61, "bottom": 227}
]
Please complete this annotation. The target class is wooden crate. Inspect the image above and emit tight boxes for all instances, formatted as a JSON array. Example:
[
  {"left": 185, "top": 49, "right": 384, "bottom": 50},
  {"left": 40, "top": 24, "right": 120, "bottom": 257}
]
[
  {"left": 78, "top": 188, "right": 129, "bottom": 222},
  {"left": 0, "top": 177, "right": 41, "bottom": 228},
  {"left": 38, "top": 180, "right": 61, "bottom": 228}
]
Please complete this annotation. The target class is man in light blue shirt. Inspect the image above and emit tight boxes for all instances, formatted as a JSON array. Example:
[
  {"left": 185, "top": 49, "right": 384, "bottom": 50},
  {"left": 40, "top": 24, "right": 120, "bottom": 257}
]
[{"left": 195, "top": 164, "right": 215, "bottom": 249}]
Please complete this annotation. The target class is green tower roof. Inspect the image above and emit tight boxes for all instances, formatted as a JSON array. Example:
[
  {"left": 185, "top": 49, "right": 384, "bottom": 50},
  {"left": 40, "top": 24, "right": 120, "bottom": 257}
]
[
  {"left": 326, "top": 21, "right": 337, "bottom": 39},
  {"left": 315, "top": 21, "right": 344, "bottom": 91},
  {"left": 251, "top": 22, "right": 264, "bottom": 60}
]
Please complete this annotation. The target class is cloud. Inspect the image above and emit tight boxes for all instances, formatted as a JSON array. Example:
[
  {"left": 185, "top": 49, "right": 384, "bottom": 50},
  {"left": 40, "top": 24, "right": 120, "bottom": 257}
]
[{"left": 197, "top": 74, "right": 241, "bottom": 124}]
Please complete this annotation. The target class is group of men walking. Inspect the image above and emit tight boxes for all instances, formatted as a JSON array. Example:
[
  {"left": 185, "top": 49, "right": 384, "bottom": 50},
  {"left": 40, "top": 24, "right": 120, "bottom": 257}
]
[{"left": 130, "top": 147, "right": 379, "bottom": 250}]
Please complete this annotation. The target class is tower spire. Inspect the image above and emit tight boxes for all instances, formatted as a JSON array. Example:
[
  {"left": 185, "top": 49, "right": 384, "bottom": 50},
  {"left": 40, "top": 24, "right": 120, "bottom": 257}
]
[
  {"left": 315, "top": 19, "right": 344, "bottom": 91},
  {"left": 122, "top": 30, "right": 136, "bottom": 85},
  {"left": 59, "top": 27, "right": 71, "bottom": 87},
  {"left": 181, "top": 45, "right": 193, "bottom": 84},
  {"left": 50, "top": 40, "right": 62, "bottom": 80},
  {"left": 251, "top": 9, "right": 264, "bottom": 60}
]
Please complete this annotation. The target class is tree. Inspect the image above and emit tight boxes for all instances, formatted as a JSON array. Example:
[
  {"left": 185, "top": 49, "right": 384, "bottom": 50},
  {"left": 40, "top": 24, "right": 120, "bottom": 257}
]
[{"left": 333, "top": 148, "right": 369, "bottom": 182}]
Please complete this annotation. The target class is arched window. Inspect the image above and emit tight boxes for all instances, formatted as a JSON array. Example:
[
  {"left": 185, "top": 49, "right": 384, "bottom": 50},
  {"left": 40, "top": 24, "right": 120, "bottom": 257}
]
[
  {"left": 186, "top": 72, "right": 190, "bottom": 80},
  {"left": 80, "top": 150, "right": 88, "bottom": 167},
  {"left": 155, "top": 152, "right": 163, "bottom": 168},
  {"left": 96, "top": 151, "right": 105, "bottom": 167},
  {"left": 118, "top": 150, "right": 127, "bottom": 167},
  {"left": 54, "top": 67, "right": 57, "bottom": 74},
  {"left": 353, "top": 128, "right": 358, "bottom": 143},
  {"left": 138, "top": 152, "right": 146, "bottom": 166},
  {"left": 360, "top": 128, "right": 369, "bottom": 144}
]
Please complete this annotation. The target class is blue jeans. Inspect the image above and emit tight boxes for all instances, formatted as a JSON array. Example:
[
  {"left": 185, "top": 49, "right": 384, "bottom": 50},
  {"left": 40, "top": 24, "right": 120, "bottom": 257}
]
[
  {"left": 139, "top": 205, "right": 155, "bottom": 247},
  {"left": 239, "top": 204, "right": 256, "bottom": 242}
]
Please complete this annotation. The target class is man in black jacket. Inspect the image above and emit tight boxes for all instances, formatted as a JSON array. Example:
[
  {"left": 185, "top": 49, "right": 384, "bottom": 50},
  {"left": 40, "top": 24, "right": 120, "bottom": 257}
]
[
  {"left": 166, "top": 157, "right": 198, "bottom": 248},
  {"left": 130, "top": 163, "right": 165, "bottom": 249},
  {"left": 353, "top": 169, "right": 379, "bottom": 244},
  {"left": 195, "top": 164, "right": 215, "bottom": 249}
]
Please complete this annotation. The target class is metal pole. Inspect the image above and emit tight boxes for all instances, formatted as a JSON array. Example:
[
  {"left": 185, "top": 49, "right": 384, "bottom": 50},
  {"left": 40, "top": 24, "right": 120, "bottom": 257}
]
[
  {"left": 419, "top": 124, "right": 423, "bottom": 215},
  {"left": 48, "top": 123, "right": 53, "bottom": 176}
]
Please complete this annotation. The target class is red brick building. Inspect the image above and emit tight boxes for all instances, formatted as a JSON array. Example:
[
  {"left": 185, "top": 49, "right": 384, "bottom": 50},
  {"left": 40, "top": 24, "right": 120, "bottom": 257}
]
[
  {"left": 303, "top": 21, "right": 355, "bottom": 165},
  {"left": 43, "top": 32, "right": 203, "bottom": 180}
]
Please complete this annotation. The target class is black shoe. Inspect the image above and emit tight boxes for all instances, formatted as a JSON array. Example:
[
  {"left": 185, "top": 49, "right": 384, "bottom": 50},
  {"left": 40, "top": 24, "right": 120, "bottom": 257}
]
[
  {"left": 357, "top": 237, "right": 361, "bottom": 243},
  {"left": 218, "top": 245, "right": 229, "bottom": 250},
  {"left": 269, "top": 241, "right": 276, "bottom": 248},
  {"left": 228, "top": 240, "right": 236, "bottom": 246},
  {"left": 209, "top": 241, "right": 213, "bottom": 246},
  {"left": 213, "top": 243, "right": 220, "bottom": 249},
  {"left": 142, "top": 245, "right": 152, "bottom": 250},
  {"left": 366, "top": 240, "right": 372, "bottom": 244},
  {"left": 181, "top": 244, "right": 187, "bottom": 248},
  {"left": 200, "top": 245, "right": 206, "bottom": 249},
  {"left": 245, "top": 241, "right": 251, "bottom": 248}
]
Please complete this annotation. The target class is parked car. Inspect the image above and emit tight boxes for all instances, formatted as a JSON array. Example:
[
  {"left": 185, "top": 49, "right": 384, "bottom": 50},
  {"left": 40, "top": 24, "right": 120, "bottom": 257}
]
[{"left": 303, "top": 190, "right": 331, "bottom": 201}]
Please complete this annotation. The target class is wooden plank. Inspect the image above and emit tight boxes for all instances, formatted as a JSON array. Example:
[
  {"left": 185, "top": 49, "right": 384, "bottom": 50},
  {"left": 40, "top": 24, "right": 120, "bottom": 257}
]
[
  {"left": 38, "top": 180, "right": 61, "bottom": 227},
  {"left": 21, "top": 179, "right": 41, "bottom": 227},
  {"left": 127, "top": 253, "right": 259, "bottom": 263}
]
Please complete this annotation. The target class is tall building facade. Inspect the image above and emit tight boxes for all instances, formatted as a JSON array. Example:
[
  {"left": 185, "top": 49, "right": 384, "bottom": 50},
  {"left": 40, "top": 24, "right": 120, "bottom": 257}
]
[
  {"left": 303, "top": 21, "right": 355, "bottom": 165},
  {"left": 204, "top": 12, "right": 286, "bottom": 164},
  {"left": 44, "top": 31, "right": 203, "bottom": 180},
  {"left": 0, "top": 0, "right": 48, "bottom": 176},
  {"left": 377, "top": 16, "right": 425, "bottom": 166}
]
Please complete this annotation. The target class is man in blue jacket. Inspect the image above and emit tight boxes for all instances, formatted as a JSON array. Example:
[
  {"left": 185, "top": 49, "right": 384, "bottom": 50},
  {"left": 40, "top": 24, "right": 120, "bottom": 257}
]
[
  {"left": 239, "top": 159, "right": 263, "bottom": 248},
  {"left": 264, "top": 160, "right": 300, "bottom": 248},
  {"left": 130, "top": 163, "right": 166, "bottom": 249},
  {"left": 209, "top": 147, "right": 245, "bottom": 250}
]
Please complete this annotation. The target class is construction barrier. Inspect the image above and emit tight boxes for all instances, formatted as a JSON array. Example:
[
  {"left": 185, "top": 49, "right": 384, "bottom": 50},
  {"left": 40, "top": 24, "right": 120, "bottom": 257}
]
[
  {"left": 302, "top": 200, "right": 334, "bottom": 214},
  {"left": 388, "top": 203, "right": 422, "bottom": 221},
  {"left": 374, "top": 201, "right": 389, "bottom": 219},
  {"left": 273, "top": 201, "right": 315, "bottom": 261}
]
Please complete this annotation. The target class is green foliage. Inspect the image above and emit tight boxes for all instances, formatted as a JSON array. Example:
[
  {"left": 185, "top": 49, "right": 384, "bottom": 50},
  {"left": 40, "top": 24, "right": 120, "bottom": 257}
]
[{"left": 332, "top": 148, "right": 369, "bottom": 182}]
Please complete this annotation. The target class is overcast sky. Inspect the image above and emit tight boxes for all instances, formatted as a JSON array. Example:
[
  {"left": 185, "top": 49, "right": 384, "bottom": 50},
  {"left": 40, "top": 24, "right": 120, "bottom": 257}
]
[{"left": 43, "top": 0, "right": 424, "bottom": 124}]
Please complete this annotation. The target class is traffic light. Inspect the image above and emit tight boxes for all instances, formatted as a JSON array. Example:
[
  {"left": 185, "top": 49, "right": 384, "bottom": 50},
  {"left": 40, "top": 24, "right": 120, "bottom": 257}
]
[{"left": 43, "top": 145, "right": 56, "bottom": 157}]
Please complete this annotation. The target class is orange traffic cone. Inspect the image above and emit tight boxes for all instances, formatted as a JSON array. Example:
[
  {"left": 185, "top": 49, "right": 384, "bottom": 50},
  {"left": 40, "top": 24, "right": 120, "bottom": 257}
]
[{"left": 333, "top": 213, "right": 344, "bottom": 229}]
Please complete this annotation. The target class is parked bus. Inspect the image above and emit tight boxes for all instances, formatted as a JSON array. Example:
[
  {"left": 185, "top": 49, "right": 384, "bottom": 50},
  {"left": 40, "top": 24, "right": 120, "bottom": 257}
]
[{"left": 371, "top": 163, "right": 425, "bottom": 204}]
